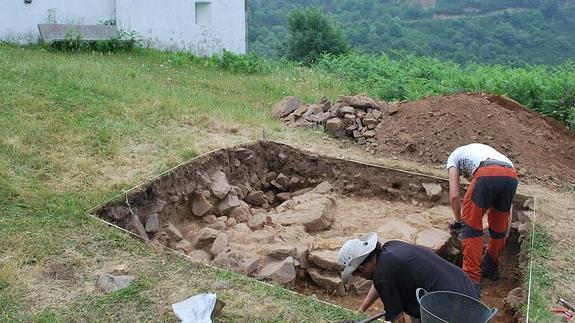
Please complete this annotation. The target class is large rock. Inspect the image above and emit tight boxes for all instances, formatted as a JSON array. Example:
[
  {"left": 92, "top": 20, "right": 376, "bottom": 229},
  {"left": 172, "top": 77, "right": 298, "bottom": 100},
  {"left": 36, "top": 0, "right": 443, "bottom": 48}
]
[
  {"left": 210, "top": 233, "right": 229, "bottom": 256},
  {"left": 326, "top": 118, "right": 343, "bottom": 133},
  {"left": 229, "top": 201, "right": 252, "bottom": 223},
  {"left": 422, "top": 183, "right": 443, "bottom": 202},
  {"left": 318, "top": 96, "right": 331, "bottom": 112},
  {"left": 218, "top": 193, "right": 241, "bottom": 214},
  {"left": 245, "top": 190, "right": 267, "bottom": 206},
  {"left": 173, "top": 239, "right": 192, "bottom": 253},
  {"left": 309, "top": 181, "right": 333, "bottom": 194},
  {"left": 128, "top": 213, "right": 148, "bottom": 241},
  {"left": 271, "top": 194, "right": 333, "bottom": 232},
  {"left": 308, "top": 268, "right": 344, "bottom": 294},
  {"left": 212, "top": 249, "right": 258, "bottom": 275},
  {"left": 340, "top": 106, "right": 355, "bottom": 115},
  {"left": 263, "top": 244, "right": 297, "bottom": 259},
  {"left": 272, "top": 96, "right": 305, "bottom": 118},
  {"left": 247, "top": 213, "right": 269, "bottom": 230},
  {"left": 276, "top": 192, "right": 292, "bottom": 202},
  {"left": 164, "top": 223, "right": 183, "bottom": 241},
  {"left": 308, "top": 250, "right": 340, "bottom": 271},
  {"left": 416, "top": 228, "right": 450, "bottom": 252},
  {"left": 339, "top": 95, "right": 378, "bottom": 109},
  {"left": 210, "top": 171, "right": 232, "bottom": 199},
  {"left": 387, "top": 102, "right": 400, "bottom": 115},
  {"left": 98, "top": 273, "right": 135, "bottom": 293},
  {"left": 145, "top": 213, "right": 159, "bottom": 233},
  {"left": 503, "top": 287, "right": 523, "bottom": 312},
  {"left": 255, "top": 257, "right": 296, "bottom": 284},
  {"left": 271, "top": 173, "right": 289, "bottom": 191},
  {"left": 192, "top": 194, "right": 213, "bottom": 217},
  {"left": 377, "top": 219, "right": 418, "bottom": 242},
  {"left": 192, "top": 227, "right": 219, "bottom": 249}
]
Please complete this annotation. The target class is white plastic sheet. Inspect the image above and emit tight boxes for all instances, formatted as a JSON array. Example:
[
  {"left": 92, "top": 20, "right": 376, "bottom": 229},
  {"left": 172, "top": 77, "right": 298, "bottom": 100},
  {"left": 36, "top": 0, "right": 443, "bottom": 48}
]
[{"left": 172, "top": 293, "right": 217, "bottom": 323}]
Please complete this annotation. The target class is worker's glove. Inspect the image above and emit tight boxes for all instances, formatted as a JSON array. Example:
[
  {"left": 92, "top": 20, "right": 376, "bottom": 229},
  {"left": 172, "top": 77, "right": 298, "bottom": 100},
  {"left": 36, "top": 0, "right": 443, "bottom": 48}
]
[{"left": 449, "top": 220, "right": 463, "bottom": 235}]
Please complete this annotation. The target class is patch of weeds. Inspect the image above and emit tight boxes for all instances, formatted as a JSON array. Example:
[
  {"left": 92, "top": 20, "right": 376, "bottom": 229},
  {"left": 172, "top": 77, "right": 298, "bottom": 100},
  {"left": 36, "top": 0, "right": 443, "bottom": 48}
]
[
  {"left": 0, "top": 277, "right": 7, "bottom": 290},
  {"left": 34, "top": 309, "right": 58, "bottom": 323},
  {"left": 169, "top": 52, "right": 193, "bottom": 67},
  {"left": 103, "top": 280, "right": 149, "bottom": 304},
  {"left": 102, "top": 228, "right": 133, "bottom": 249},
  {"left": 210, "top": 50, "right": 269, "bottom": 75},
  {"left": 525, "top": 224, "right": 556, "bottom": 321},
  {"left": 180, "top": 148, "right": 198, "bottom": 161},
  {"left": 0, "top": 282, "right": 26, "bottom": 322},
  {"left": 50, "top": 29, "right": 141, "bottom": 53}
]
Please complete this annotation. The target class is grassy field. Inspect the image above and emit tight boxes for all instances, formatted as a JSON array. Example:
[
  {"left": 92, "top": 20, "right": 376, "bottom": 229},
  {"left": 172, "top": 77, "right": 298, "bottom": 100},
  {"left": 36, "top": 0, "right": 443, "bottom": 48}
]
[{"left": 0, "top": 44, "right": 572, "bottom": 322}]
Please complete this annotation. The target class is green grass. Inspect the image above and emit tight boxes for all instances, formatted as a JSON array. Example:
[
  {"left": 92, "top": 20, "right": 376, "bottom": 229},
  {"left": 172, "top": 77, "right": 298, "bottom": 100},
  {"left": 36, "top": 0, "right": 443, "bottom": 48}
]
[
  {"left": 0, "top": 44, "right": 359, "bottom": 322},
  {"left": 525, "top": 224, "right": 555, "bottom": 322},
  {"left": 0, "top": 43, "right": 571, "bottom": 322}
]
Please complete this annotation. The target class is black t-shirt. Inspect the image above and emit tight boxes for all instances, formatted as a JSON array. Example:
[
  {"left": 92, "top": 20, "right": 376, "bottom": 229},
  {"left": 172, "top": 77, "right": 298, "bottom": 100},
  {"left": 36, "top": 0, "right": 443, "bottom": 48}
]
[{"left": 372, "top": 240, "right": 480, "bottom": 321}]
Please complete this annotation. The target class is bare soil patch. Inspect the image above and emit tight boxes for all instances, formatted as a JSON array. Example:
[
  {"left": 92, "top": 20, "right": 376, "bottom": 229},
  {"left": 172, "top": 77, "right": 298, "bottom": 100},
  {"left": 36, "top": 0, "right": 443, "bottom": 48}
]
[
  {"left": 42, "top": 263, "right": 75, "bottom": 281},
  {"left": 94, "top": 141, "right": 531, "bottom": 322}
]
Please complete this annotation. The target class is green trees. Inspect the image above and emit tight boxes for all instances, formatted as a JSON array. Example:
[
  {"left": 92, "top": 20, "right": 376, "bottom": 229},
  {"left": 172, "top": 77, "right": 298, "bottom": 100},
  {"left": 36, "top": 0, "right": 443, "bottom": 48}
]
[
  {"left": 248, "top": 1, "right": 575, "bottom": 66},
  {"left": 284, "top": 7, "right": 349, "bottom": 65},
  {"left": 540, "top": 0, "right": 560, "bottom": 17}
]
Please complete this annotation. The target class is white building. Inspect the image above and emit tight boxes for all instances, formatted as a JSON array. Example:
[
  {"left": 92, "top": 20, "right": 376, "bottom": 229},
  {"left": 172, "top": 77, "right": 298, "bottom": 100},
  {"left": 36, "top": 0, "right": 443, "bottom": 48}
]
[{"left": 0, "top": 0, "right": 247, "bottom": 56}]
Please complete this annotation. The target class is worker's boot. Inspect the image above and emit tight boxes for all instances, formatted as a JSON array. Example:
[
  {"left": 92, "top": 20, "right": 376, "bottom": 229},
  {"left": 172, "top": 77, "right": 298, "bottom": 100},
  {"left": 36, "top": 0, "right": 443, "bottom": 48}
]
[{"left": 480, "top": 253, "right": 500, "bottom": 281}]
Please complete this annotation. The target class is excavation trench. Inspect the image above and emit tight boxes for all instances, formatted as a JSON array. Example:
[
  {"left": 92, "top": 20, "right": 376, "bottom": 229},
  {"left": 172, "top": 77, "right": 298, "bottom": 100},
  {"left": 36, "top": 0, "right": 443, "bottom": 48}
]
[{"left": 94, "top": 141, "right": 531, "bottom": 322}]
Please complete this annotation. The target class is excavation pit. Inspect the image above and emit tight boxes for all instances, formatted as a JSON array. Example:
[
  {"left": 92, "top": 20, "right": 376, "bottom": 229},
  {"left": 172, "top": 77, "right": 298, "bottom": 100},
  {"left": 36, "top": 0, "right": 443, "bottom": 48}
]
[{"left": 93, "top": 141, "right": 531, "bottom": 322}]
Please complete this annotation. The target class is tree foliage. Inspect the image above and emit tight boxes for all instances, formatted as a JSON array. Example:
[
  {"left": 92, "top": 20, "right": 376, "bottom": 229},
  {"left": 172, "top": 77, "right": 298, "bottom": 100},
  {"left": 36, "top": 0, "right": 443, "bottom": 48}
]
[
  {"left": 248, "top": 0, "right": 575, "bottom": 66},
  {"left": 283, "top": 7, "right": 349, "bottom": 65}
]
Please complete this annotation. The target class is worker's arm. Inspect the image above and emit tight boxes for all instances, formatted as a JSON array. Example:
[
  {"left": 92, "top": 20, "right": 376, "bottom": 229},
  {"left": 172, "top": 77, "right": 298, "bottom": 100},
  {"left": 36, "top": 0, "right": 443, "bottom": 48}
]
[
  {"left": 358, "top": 284, "right": 379, "bottom": 313},
  {"left": 448, "top": 167, "right": 462, "bottom": 222}
]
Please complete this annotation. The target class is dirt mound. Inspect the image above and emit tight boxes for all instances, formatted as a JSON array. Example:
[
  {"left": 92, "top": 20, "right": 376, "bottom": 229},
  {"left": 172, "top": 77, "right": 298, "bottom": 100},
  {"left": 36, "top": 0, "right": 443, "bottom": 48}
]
[
  {"left": 275, "top": 93, "right": 575, "bottom": 183},
  {"left": 374, "top": 93, "right": 575, "bottom": 183}
]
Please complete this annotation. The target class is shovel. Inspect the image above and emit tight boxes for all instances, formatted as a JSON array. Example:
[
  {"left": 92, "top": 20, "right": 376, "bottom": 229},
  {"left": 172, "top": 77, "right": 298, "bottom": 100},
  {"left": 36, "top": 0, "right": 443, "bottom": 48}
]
[{"left": 338, "top": 311, "right": 386, "bottom": 323}]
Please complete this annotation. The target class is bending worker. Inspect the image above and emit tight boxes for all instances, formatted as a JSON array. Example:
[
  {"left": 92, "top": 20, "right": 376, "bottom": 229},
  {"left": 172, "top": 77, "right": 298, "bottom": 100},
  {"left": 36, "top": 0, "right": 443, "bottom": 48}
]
[
  {"left": 446, "top": 143, "right": 518, "bottom": 283},
  {"left": 338, "top": 233, "right": 480, "bottom": 322}
]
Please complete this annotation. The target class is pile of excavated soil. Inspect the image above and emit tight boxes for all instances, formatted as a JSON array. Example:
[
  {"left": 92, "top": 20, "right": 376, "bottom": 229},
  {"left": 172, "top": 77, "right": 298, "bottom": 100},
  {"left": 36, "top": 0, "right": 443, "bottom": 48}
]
[
  {"left": 275, "top": 93, "right": 575, "bottom": 183},
  {"left": 374, "top": 93, "right": 575, "bottom": 183}
]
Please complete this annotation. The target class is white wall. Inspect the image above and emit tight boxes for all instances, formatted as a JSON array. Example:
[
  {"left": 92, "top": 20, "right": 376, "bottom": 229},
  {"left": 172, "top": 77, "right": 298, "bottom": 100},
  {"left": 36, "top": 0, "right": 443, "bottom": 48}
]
[
  {"left": 0, "top": 0, "right": 246, "bottom": 56},
  {"left": 0, "top": 0, "right": 115, "bottom": 43},
  {"left": 116, "top": 0, "right": 246, "bottom": 55}
]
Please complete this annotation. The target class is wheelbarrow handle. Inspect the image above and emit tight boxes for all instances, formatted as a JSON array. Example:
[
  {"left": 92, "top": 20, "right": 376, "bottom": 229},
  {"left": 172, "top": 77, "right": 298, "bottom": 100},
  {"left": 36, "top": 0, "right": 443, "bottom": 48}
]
[{"left": 357, "top": 311, "right": 386, "bottom": 323}]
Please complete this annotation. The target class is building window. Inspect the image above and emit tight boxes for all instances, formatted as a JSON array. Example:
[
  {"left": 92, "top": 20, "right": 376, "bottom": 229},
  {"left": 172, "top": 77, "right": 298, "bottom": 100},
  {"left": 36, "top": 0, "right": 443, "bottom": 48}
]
[{"left": 195, "top": 2, "right": 212, "bottom": 26}]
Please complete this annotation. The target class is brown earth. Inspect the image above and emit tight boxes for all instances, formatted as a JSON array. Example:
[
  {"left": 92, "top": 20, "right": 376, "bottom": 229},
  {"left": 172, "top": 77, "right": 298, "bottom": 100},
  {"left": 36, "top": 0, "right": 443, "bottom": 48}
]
[{"left": 374, "top": 93, "right": 575, "bottom": 184}]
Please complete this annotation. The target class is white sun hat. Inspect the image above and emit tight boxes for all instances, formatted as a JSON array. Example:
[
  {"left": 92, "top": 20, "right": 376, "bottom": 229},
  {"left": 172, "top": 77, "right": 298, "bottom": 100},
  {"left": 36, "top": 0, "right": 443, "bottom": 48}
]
[{"left": 338, "top": 232, "right": 378, "bottom": 285}]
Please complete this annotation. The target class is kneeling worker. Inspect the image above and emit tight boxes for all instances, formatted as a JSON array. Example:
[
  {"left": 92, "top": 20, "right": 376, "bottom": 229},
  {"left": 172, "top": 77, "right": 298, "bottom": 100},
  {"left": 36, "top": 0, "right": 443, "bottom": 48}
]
[{"left": 339, "top": 233, "right": 480, "bottom": 322}]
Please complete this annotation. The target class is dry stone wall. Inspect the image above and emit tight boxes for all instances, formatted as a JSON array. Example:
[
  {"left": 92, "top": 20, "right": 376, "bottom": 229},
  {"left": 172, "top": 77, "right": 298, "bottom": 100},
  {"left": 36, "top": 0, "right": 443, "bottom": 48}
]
[{"left": 273, "top": 94, "right": 400, "bottom": 155}]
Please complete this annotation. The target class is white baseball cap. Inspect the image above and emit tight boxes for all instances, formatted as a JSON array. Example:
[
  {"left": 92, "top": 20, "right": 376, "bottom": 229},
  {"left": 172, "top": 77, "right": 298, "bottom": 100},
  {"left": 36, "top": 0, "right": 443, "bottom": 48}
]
[{"left": 338, "top": 232, "right": 378, "bottom": 285}]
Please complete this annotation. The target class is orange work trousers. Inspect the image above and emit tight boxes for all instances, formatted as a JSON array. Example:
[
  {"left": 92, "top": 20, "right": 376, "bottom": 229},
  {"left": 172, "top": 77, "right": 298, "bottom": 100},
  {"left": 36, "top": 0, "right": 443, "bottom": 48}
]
[{"left": 461, "top": 165, "right": 518, "bottom": 283}]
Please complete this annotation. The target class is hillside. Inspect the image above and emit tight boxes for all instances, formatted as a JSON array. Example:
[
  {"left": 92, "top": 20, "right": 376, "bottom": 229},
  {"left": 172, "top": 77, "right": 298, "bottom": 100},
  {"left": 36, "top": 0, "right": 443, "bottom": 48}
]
[{"left": 248, "top": 0, "right": 575, "bottom": 65}]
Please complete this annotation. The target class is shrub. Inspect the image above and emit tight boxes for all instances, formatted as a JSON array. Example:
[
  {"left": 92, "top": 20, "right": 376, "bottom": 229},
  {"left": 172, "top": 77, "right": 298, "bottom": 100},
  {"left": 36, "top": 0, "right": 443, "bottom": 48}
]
[
  {"left": 284, "top": 7, "right": 349, "bottom": 65},
  {"left": 210, "top": 50, "right": 269, "bottom": 74},
  {"left": 50, "top": 29, "right": 141, "bottom": 53}
]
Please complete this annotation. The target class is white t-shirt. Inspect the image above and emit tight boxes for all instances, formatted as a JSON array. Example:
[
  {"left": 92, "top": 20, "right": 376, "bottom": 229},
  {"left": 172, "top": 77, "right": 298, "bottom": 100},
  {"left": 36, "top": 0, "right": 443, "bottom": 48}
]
[{"left": 446, "top": 143, "right": 513, "bottom": 180}]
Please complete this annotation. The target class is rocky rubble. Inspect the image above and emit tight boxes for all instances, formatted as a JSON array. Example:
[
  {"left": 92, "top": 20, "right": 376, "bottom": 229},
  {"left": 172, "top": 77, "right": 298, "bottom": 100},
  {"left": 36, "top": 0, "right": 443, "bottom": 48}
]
[
  {"left": 96, "top": 142, "right": 528, "bottom": 308},
  {"left": 274, "top": 94, "right": 401, "bottom": 154}
]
